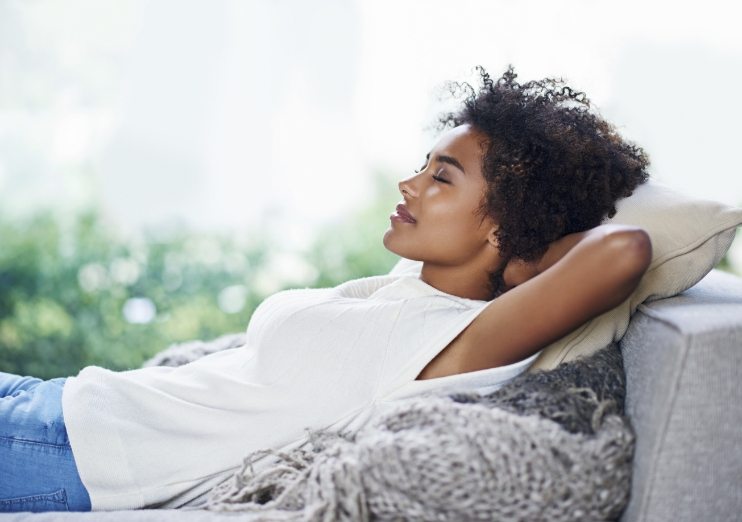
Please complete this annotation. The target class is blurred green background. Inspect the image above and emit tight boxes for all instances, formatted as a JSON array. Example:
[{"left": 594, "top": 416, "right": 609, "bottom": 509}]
[{"left": 0, "top": 172, "right": 402, "bottom": 378}]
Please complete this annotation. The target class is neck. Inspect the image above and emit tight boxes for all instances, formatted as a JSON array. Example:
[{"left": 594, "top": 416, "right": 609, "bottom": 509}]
[{"left": 419, "top": 256, "right": 501, "bottom": 301}]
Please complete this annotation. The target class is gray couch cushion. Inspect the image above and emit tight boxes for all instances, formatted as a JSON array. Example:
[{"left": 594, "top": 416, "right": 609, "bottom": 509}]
[{"left": 620, "top": 268, "right": 742, "bottom": 522}]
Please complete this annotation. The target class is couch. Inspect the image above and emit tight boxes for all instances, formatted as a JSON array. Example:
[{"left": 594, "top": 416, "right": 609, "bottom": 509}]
[
  {"left": 3, "top": 267, "right": 741, "bottom": 522},
  {"left": 618, "top": 267, "right": 742, "bottom": 522}
]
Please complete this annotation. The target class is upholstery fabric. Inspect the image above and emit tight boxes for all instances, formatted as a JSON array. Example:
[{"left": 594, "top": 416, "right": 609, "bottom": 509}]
[
  {"left": 619, "top": 268, "right": 742, "bottom": 522},
  {"left": 529, "top": 180, "right": 742, "bottom": 370}
]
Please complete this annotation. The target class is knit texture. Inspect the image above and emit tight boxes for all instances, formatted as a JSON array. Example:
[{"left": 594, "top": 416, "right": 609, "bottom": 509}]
[{"left": 146, "top": 336, "right": 634, "bottom": 521}]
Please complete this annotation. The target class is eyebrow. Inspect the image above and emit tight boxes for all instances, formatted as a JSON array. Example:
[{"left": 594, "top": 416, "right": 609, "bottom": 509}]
[{"left": 426, "top": 152, "right": 466, "bottom": 175}]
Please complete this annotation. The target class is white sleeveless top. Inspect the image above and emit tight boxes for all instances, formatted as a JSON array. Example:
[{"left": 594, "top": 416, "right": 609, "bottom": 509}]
[{"left": 61, "top": 274, "right": 541, "bottom": 511}]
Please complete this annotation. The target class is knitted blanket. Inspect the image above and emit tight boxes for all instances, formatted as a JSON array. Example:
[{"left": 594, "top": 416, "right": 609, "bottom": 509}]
[{"left": 144, "top": 337, "right": 634, "bottom": 521}]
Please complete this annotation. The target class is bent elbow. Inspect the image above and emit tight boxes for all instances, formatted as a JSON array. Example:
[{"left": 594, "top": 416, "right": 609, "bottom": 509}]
[{"left": 608, "top": 228, "right": 653, "bottom": 277}]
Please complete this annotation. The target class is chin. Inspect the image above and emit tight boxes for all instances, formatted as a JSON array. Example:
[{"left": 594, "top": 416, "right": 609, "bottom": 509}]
[
  {"left": 382, "top": 229, "right": 396, "bottom": 252},
  {"left": 382, "top": 235, "right": 404, "bottom": 258},
  {"left": 382, "top": 229, "right": 426, "bottom": 261},
  {"left": 383, "top": 241, "right": 421, "bottom": 262}
]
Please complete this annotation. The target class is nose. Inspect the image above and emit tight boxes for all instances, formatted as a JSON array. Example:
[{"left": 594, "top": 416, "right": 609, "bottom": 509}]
[{"left": 398, "top": 174, "right": 418, "bottom": 199}]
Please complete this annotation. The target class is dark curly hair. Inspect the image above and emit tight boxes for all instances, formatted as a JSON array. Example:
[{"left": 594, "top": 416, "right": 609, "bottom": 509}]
[{"left": 436, "top": 65, "right": 650, "bottom": 299}]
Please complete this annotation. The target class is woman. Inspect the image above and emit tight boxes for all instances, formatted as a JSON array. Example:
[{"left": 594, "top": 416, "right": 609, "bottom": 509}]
[{"left": 0, "top": 65, "right": 652, "bottom": 513}]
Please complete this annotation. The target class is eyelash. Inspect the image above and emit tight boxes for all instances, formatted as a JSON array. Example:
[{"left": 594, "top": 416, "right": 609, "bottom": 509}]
[{"left": 414, "top": 165, "right": 450, "bottom": 184}]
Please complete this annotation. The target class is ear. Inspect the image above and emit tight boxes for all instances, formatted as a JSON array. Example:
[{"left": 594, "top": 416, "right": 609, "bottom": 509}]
[{"left": 487, "top": 226, "right": 499, "bottom": 249}]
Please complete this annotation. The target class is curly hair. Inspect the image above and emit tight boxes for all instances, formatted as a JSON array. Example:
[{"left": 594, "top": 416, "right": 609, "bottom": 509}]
[{"left": 436, "top": 65, "right": 650, "bottom": 299}]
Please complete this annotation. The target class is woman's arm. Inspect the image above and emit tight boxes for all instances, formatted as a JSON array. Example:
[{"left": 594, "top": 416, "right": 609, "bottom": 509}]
[
  {"left": 503, "top": 224, "right": 650, "bottom": 289},
  {"left": 457, "top": 224, "right": 652, "bottom": 371}
]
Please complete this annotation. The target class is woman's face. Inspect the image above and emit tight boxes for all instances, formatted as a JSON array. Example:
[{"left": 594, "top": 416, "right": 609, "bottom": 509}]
[{"left": 383, "top": 124, "right": 499, "bottom": 266}]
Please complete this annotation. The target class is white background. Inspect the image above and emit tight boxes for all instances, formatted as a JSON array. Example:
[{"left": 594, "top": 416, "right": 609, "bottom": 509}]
[{"left": 1, "top": 0, "right": 740, "bottom": 265}]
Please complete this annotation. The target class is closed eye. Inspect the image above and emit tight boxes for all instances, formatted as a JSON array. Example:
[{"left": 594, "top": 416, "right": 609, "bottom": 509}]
[{"left": 415, "top": 152, "right": 456, "bottom": 185}]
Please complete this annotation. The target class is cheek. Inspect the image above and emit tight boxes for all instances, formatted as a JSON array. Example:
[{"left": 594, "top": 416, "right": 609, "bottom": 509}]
[
  {"left": 431, "top": 199, "right": 483, "bottom": 232},
  {"left": 424, "top": 206, "right": 486, "bottom": 250},
  {"left": 435, "top": 219, "right": 482, "bottom": 249}
]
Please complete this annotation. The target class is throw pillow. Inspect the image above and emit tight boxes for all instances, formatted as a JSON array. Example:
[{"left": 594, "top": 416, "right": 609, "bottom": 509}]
[{"left": 388, "top": 179, "right": 742, "bottom": 370}]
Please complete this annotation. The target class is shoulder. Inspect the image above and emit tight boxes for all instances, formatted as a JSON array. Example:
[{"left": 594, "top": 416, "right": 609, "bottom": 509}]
[{"left": 333, "top": 274, "right": 403, "bottom": 299}]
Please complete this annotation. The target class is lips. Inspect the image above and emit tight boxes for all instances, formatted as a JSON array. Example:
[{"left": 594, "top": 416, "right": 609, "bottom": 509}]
[{"left": 395, "top": 204, "right": 416, "bottom": 223}]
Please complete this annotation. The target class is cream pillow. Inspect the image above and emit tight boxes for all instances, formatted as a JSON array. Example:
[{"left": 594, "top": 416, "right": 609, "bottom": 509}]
[{"left": 387, "top": 179, "right": 742, "bottom": 371}]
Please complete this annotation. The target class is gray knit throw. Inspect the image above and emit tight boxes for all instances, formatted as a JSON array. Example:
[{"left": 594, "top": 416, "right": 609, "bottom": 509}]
[{"left": 143, "top": 337, "right": 634, "bottom": 521}]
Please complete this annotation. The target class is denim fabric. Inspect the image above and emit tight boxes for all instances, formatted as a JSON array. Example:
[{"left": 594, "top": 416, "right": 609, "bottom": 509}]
[{"left": 0, "top": 372, "right": 92, "bottom": 512}]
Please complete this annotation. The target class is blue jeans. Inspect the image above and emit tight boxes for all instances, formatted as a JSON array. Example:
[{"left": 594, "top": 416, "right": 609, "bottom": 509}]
[{"left": 0, "top": 372, "right": 91, "bottom": 512}]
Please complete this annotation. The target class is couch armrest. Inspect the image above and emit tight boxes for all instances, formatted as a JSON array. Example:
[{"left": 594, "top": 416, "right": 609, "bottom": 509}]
[{"left": 619, "top": 268, "right": 742, "bottom": 522}]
